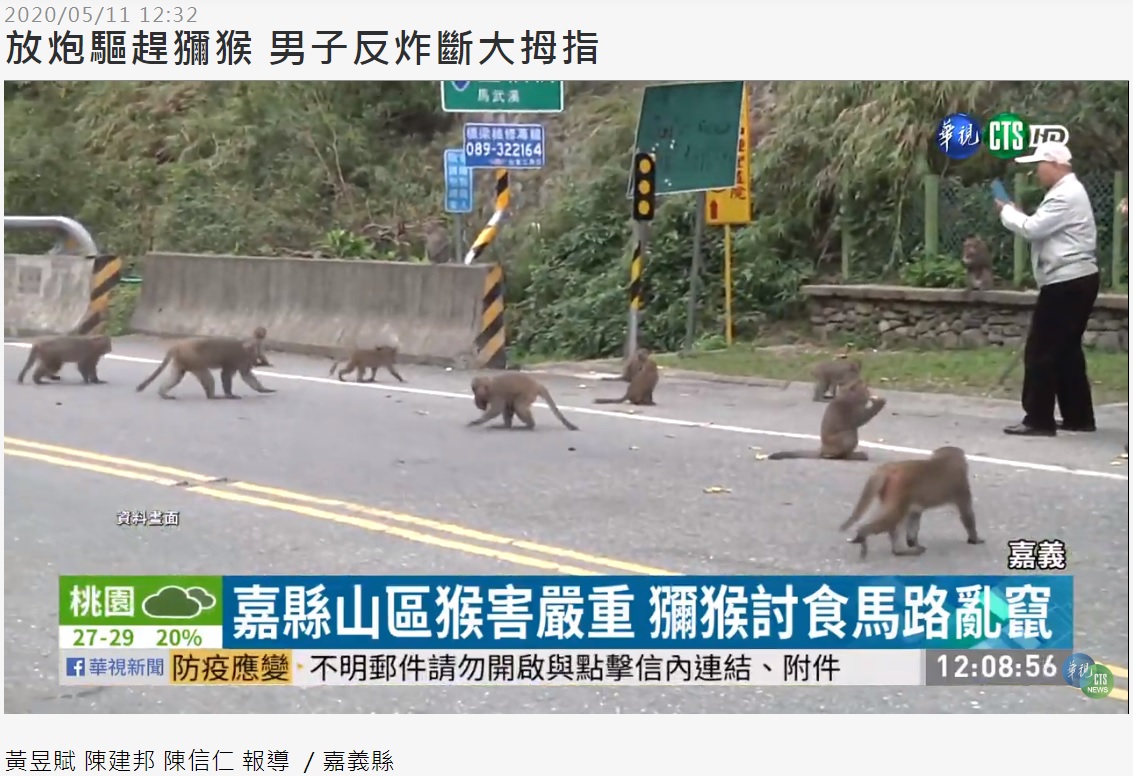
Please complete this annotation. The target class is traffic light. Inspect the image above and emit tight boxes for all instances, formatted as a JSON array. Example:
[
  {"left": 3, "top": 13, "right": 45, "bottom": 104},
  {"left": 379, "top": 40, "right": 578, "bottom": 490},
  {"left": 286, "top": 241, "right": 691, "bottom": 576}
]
[{"left": 632, "top": 152, "right": 656, "bottom": 222}]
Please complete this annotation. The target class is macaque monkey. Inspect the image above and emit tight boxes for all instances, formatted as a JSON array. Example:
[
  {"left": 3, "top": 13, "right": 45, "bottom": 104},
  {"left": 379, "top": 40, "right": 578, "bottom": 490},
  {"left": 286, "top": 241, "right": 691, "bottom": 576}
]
[
  {"left": 961, "top": 236, "right": 994, "bottom": 291},
  {"left": 136, "top": 337, "right": 276, "bottom": 399},
  {"left": 424, "top": 219, "right": 454, "bottom": 263},
  {"left": 329, "top": 345, "right": 405, "bottom": 383},
  {"left": 594, "top": 353, "right": 659, "bottom": 406},
  {"left": 469, "top": 373, "right": 579, "bottom": 431},
  {"left": 767, "top": 379, "right": 886, "bottom": 461},
  {"left": 17, "top": 334, "right": 112, "bottom": 385},
  {"left": 246, "top": 326, "right": 272, "bottom": 367},
  {"left": 839, "top": 446, "right": 983, "bottom": 559},
  {"left": 600, "top": 347, "right": 652, "bottom": 383},
  {"left": 812, "top": 357, "right": 861, "bottom": 402}
]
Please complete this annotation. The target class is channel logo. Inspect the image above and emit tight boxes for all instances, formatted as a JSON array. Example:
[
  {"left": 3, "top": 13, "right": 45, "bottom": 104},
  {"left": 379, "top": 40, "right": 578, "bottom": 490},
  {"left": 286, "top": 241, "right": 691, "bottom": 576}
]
[{"left": 65, "top": 657, "right": 85, "bottom": 677}]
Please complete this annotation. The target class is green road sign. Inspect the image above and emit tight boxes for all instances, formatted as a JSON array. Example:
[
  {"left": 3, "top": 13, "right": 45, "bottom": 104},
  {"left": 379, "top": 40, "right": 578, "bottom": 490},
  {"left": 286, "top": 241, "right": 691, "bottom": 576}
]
[
  {"left": 59, "top": 575, "right": 224, "bottom": 627},
  {"left": 441, "top": 81, "right": 564, "bottom": 113},
  {"left": 631, "top": 81, "right": 745, "bottom": 196}
]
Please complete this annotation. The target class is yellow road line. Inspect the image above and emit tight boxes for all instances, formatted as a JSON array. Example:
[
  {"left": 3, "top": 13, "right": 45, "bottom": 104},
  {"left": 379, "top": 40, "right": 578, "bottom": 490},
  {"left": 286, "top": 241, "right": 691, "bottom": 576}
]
[
  {"left": 6, "top": 435, "right": 1129, "bottom": 700},
  {"left": 5, "top": 437, "right": 213, "bottom": 481}
]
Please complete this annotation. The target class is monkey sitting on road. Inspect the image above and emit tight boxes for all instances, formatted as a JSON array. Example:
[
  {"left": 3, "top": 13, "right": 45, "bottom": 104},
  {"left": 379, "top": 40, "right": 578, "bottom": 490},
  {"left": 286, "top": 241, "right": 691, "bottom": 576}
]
[
  {"left": 767, "top": 378, "right": 886, "bottom": 461},
  {"left": 136, "top": 337, "right": 276, "bottom": 400},
  {"left": 839, "top": 446, "right": 983, "bottom": 559},
  {"left": 329, "top": 345, "right": 406, "bottom": 383},
  {"left": 594, "top": 351, "right": 659, "bottom": 406},
  {"left": 811, "top": 357, "right": 861, "bottom": 402},
  {"left": 469, "top": 373, "right": 579, "bottom": 431},
  {"left": 246, "top": 326, "right": 272, "bottom": 367},
  {"left": 17, "top": 334, "right": 112, "bottom": 385},
  {"left": 961, "top": 236, "right": 994, "bottom": 291}
]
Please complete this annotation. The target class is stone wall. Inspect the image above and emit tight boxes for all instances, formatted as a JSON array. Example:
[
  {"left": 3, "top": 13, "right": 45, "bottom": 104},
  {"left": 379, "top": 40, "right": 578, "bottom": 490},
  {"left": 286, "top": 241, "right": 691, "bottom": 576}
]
[{"left": 802, "top": 285, "right": 1129, "bottom": 352}]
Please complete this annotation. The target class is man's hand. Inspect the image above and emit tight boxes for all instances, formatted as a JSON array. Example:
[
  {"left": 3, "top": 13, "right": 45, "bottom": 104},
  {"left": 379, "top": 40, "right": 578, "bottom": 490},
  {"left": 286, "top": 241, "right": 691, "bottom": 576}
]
[{"left": 1120, "top": 197, "right": 1128, "bottom": 218}]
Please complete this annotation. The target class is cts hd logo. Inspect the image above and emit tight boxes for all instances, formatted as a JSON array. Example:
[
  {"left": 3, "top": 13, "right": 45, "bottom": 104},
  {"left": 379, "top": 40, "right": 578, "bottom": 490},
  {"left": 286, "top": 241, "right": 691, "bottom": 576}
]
[{"left": 935, "top": 112, "right": 1069, "bottom": 161}]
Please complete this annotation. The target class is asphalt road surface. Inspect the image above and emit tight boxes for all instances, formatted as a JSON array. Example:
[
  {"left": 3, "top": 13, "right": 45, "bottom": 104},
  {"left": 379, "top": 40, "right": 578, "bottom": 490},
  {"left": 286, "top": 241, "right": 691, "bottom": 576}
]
[{"left": 4, "top": 336, "right": 1129, "bottom": 713}]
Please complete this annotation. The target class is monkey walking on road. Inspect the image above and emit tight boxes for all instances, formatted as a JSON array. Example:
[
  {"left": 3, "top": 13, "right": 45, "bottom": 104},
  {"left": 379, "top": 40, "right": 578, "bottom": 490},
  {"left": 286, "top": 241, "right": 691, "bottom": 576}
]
[
  {"left": 811, "top": 357, "right": 862, "bottom": 402},
  {"left": 136, "top": 337, "right": 276, "bottom": 400},
  {"left": 839, "top": 446, "right": 983, "bottom": 559},
  {"left": 961, "top": 236, "right": 994, "bottom": 291},
  {"left": 767, "top": 379, "right": 886, "bottom": 461},
  {"left": 594, "top": 352, "right": 659, "bottom": 406},
  {"left": 468, "top": 373, "right": 579, "bottom": 431},
  {"left": 17, "top": 334, "right": 112, "bottom": 385},
  {"left": 328, "top": 345, "right": 406, "bottom": 383}
]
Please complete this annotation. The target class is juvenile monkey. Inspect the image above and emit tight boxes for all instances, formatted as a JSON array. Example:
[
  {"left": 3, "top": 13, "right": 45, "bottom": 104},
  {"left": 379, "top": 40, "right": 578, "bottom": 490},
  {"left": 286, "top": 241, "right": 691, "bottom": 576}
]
[
  {"left": 469, "top": 373, "right": 579, "bottom": 431},
  {"left": 839, "top": 446, "right": 983, "bottom": 559},
  {"left": 245, "top": 326, "right": 272, "bottom": 367},
  {"left": 594, "top": 352, "right": 659, "bottom": 406},
  {"left": 961, "top": 236, "right": 994, "bottom": 291},
  {"left": 17, "top": 334, "right": 112, "bottom": 385},
  {"left": 328, "top": 345, "right": 405, "bottom": 383},
  {"left": 767, "top": 379, "right": 886, "bottom": 461},
  {"left": 811, "top": 357, "right": 861, "bottom": 401},
  {"left": 424, "top": 220, "right": 454, "bottom": 263},
  {"left": 136, "top": 337, "right": 276, "bottom": 400}
]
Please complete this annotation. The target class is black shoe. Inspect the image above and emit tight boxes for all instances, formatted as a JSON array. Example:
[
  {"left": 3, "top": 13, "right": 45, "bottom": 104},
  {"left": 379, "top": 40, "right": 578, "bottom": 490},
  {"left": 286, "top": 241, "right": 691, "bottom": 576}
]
[
  {"left": 1003, "top": 423, "right": 1056, "bottom": 437},
  {"left": 1057, "top": 421, "right": 1097, "bottom": 432}
]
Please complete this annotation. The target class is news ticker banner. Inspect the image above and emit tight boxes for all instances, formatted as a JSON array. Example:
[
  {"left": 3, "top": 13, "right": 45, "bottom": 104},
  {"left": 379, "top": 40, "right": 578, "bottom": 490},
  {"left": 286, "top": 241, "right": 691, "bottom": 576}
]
[
  {"left": 60, "top": 648, "right": 1076, "bottom": 688},
  {"left": 58, "top": 574, "right": 1073, "bottom": 687},
  {"left": 60, "top": 574, "right": 1072, "bottom": 651}
]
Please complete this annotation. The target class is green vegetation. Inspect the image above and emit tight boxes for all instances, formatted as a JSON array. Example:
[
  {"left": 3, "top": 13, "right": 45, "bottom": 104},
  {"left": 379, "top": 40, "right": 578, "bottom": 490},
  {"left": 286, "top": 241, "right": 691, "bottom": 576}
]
[
  {"left": 650, "top": 334, "right": 1129, "bottom": 404},
  {"left": 5, "top": 80, "right": 1129, "bottom": 376}
]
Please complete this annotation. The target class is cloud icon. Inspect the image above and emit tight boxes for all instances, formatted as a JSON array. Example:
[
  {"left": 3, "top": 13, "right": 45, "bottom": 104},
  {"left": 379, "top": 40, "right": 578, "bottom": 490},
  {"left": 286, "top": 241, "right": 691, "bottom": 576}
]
[
  {"left": 143, "top": 586, "right": 206, "bottom": 619},
  {"left": 185, "top": 586, "right": 217, "bottom": 612}
]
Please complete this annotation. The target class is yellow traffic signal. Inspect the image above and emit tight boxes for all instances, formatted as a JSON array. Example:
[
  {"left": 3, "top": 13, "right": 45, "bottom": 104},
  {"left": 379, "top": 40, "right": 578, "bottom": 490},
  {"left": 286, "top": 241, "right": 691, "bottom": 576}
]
[{"left": 632, "top": 152, "right": 656, "bottom": 222}]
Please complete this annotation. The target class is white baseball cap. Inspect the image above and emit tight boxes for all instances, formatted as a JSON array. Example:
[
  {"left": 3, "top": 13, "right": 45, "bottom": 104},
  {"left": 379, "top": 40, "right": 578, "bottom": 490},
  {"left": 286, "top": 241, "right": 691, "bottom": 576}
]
[{"left": 1015, "top": 141, "right": 1072, "bottom": 165}]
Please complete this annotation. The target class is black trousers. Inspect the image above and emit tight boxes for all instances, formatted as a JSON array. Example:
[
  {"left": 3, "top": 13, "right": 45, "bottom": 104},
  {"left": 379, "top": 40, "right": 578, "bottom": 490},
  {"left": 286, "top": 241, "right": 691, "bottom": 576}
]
[{"left": 1022, "top": 272, "right": 1100, "bottom": 430}]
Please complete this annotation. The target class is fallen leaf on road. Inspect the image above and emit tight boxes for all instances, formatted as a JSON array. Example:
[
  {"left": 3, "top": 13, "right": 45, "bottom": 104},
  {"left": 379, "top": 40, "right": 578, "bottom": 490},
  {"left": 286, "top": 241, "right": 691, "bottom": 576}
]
[
  {"left": 629, "top": 445, "right": 639, "bottom": 451},
  {"left": 665, "top": 434, "right": 676, "bottom": 439},
  {"left": 414, "top": 410, "right": 428, "bottom": 416},
  {"left": 748, "top": 445, "right": 762, "bottom": 451},
  {"left": 703, "top": 486, "right": 731, "bottom": 494},
  {"left": 578, "top": 384, "right": 588, "bottom": 388},
  {"left": 754, "top": 454, "right": 770, "bottom": 461}
]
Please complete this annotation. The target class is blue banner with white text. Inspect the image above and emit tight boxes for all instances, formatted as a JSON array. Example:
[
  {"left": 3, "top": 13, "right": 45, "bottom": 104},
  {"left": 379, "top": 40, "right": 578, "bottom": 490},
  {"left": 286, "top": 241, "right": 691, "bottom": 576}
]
[{"left": 221, "top": 575, "right": 1073, "bottom": 651}]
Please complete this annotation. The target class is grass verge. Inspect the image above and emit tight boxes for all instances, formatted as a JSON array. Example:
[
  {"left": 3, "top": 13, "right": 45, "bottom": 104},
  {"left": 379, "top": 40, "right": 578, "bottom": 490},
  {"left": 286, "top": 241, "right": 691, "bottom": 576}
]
[{"left": 655, "top": 342, "right": 1129, "bottom": 404}]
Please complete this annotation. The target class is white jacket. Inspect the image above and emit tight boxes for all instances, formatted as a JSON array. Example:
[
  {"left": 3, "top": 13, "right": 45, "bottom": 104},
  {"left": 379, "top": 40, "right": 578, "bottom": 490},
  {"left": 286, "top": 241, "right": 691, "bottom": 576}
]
[{"left": 999, "top": 172, "right": 1099, "bottom": 287}]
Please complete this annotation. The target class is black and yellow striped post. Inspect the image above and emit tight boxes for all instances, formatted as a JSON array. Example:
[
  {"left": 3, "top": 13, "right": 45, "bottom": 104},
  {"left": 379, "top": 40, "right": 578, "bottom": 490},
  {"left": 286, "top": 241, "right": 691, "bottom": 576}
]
[
  {"left": 77, "top": 254, "right": 122, "bottom": 334},
  {"left": 463, "top": 170, "right": 510, "bottom": 265},
  {"left": 628, "top": 152, "right": 656, "bottom": 356},
  {"left": 475, "top": 262, "right": 508, "bottom": 369}
]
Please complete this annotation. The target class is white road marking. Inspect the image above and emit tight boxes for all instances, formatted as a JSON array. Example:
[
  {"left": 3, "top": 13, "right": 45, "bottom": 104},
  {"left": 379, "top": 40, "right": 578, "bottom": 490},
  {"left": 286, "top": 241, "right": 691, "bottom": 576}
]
[{"left": 6, "top": 342, "right": 1128, "bottom": 482}]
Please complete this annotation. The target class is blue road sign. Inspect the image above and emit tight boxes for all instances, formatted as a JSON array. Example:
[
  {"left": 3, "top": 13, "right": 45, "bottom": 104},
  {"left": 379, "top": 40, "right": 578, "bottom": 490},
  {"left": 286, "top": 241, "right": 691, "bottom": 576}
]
[
  {"left": 451, "top": 81, "right": 471, "bottom": 92},
  {"left": 462, "top": 123, "right": 545, "bottom": 170},
  {"left": 443, "top": 149, "right": 474, "bottom": 214}
]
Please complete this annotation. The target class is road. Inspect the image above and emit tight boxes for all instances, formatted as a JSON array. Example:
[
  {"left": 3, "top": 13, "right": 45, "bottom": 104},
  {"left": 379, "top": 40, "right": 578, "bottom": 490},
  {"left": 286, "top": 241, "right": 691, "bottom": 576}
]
[{"left": 4, "top": 336, "right": 1129, "bottom": 713}]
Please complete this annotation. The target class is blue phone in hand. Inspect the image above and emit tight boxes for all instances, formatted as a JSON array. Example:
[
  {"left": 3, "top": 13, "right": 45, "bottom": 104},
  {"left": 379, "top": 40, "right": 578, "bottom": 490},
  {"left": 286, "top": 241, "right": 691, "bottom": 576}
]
[{"left": 990, "top": 178, "right": 1010, "bottom": 203}]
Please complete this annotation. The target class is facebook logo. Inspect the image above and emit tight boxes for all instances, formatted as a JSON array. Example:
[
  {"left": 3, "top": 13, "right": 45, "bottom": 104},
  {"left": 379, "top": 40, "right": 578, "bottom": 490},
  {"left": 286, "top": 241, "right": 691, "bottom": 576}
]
[{"left": 65, "top": 657, "right": 85, "bottom": 677}]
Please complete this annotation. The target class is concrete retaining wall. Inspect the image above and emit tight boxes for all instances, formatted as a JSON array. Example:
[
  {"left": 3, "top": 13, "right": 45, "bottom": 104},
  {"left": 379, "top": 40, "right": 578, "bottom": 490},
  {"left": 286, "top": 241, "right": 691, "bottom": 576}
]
[
  {"left": 130, "top": 253, "right": 491, "bottom": 366},
  {"left": 3, "top": 253, "right": 93, "bottom": 337}
]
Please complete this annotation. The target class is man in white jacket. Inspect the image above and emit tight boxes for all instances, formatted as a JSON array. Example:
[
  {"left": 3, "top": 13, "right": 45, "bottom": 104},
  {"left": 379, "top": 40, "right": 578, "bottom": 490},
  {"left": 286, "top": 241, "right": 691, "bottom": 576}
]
[{"left": 996, "top": 141, "right": 1101, "bottom": 437}]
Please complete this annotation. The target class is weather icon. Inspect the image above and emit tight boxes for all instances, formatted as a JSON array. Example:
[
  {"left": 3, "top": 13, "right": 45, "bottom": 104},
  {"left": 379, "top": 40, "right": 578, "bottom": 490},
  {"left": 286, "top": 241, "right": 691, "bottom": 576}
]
[{"left": 142, "top": 585, "right": 217, "bottom": 619}]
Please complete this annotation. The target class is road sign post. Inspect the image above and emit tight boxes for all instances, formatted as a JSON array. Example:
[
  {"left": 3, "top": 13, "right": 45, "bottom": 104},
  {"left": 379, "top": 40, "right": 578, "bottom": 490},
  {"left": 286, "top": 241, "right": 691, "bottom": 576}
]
[
  {"left": 629, "top": 81, "right": 745, "bottom": 351},
  {"left": 705, "top": 85, "right": 752, "bottom": 346},
  {"left": 444, "top": 149, "right": 473, "bottom": 258},
  {"left": 628, "top": 152, "right": 657, "bottom": 358},
  {"left": 441, "top": 81, "right": 564, "bottom": 113},
  {"left": 462, "top": 123, "right": 545, "bottom": 170}
]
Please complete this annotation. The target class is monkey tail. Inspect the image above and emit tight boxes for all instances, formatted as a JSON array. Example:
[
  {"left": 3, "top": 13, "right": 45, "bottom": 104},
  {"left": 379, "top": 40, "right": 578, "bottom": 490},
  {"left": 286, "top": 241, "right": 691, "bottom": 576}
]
[
  {"left": 765, "top": 450, "right": 822, "bottom": 460},
  {"left": 135, "top": 352, "right": 172, "bottom": 392},
  {"left": 593, "top": 395, "right": 627, "bottom": 405},
  {"left": 839, "top": 469, "right": 886, "bottom": 532},
  {"left": 16, "top": 345, "right": 39, "bottom": 384},
  {"left": 539, "top": 387, "right": 579, "bottom": 431}
]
